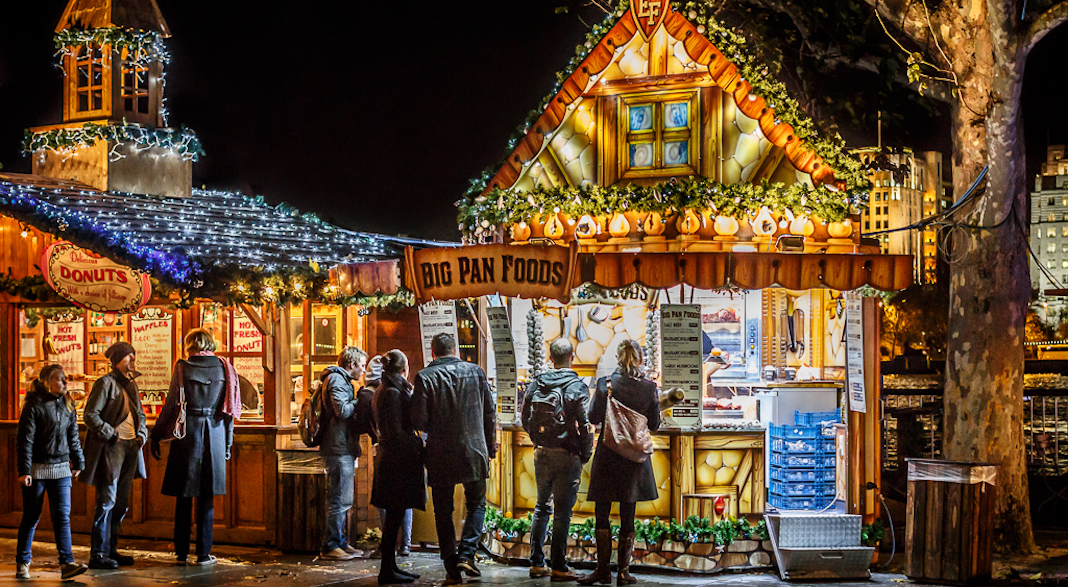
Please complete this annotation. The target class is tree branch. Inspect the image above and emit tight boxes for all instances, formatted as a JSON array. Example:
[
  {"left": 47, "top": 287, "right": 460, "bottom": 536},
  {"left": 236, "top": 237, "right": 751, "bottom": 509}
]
[
  {"left": 1023, "top": 1, "right": 1068, "bottom": 55},
  {"left": 858, "top": 0, "right": 932, "bottom": 46}
]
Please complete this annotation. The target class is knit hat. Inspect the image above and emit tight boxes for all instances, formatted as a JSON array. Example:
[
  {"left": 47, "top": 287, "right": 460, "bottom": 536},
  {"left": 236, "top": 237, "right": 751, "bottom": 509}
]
[
  {"left": 365, "top": 355, "right": 384, "bottom": 386},
  {"left": 105, "top": 341, "right": 136, "bottom": 366}
]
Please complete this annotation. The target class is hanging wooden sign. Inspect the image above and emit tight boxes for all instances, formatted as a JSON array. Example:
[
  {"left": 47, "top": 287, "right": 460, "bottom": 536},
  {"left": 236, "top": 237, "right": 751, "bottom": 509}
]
[
  {"left": 40, "top": 241, "right": 152, "bottom": 313},
  {"left": 405, "top": 244, "right": 576, "bottom": 304}
]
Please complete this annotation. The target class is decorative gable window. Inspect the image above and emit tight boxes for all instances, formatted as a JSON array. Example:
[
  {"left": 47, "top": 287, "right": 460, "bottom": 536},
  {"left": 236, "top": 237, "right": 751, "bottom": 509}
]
[
  {"left": 619, "top": 90, "right": 698, "bottom": 178},
  {"left": 74, "top": 45, "right": 105, "bottom": 114},
  {"left": 120, "top": 53, "right": 150, "bottom": 115}
]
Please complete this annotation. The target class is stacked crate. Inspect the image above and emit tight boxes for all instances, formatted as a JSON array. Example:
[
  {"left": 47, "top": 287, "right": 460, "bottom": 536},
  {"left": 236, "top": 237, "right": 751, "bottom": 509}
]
[{"left": 768, "top": 410, "right": 840, "bottom": 510}]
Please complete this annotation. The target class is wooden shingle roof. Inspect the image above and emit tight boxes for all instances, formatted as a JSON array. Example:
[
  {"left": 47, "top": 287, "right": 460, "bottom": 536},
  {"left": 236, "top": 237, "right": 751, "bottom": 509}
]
[{"left": 56, "top": 0, "right": 170, "bottom": 35}]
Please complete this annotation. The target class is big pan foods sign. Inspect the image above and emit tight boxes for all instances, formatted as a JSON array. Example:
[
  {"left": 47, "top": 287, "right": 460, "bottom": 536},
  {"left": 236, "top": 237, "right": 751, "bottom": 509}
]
[
  {"left": 41, "top": 241, "right": 152, "bottom": 313},
  {"left": 405, "top": 243, "right": 576, "bottom": 303}
]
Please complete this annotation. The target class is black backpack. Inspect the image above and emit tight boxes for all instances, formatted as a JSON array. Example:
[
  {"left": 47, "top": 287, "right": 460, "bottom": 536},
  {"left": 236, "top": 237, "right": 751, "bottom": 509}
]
[
  {"left": 297, "top": 384, "right": 327, "bottom": 447},
  {"left": 525, "top": 377, "right": 569, "bottom": 448}
]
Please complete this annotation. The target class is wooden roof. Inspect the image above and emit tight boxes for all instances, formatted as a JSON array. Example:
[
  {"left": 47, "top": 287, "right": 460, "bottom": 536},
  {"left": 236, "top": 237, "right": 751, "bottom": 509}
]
[
  {"left": 484, "top": 5, "right": 841, "bottom": 194},
  {"left": 56, "top": 0, "right": 171, "bottom": 35}
]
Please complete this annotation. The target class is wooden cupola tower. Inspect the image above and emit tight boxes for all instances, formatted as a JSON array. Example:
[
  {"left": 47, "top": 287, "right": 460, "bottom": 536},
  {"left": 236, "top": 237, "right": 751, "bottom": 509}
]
[
  {"left": 26, "top": 0, "right": 198, "bottom": 198},
  {"left": 55, "top": 0, "right": 170, "bottom": 127}
]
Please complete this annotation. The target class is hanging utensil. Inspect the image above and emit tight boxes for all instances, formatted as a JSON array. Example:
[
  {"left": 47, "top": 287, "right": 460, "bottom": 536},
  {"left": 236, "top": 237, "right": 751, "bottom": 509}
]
[{"left": 793, "top": 308, "right": 806, "bottom": 360}]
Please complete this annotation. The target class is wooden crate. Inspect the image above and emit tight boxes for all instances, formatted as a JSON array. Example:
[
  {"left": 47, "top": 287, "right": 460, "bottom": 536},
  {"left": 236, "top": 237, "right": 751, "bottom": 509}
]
[{"left": 905, "top": 459, "right": 997, "bottom": 584}]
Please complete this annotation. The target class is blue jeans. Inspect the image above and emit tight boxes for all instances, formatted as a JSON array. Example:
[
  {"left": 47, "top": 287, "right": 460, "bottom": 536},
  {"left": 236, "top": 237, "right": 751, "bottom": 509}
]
[
  {"left": 529, "top": 447, "right": 582, "bottom": 571},
  {"left": 431, "top": 479, "right": 486, "bottom": 564},
  {"left": 379, "top": 508, "right": 413, "bottom": 550},
  {"left": 91, "top": 439, "right": 139, "bottom": 558},
  {"left": 18, "top": 477, "right": 74, "bottom": 565},
  {"left": 321, "top": 455, "right": 355, "bottom": 553}
]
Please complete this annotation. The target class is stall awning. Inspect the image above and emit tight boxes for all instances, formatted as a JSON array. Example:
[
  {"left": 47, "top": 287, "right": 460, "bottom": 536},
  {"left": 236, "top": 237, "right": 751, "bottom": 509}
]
[
  {"left": 577, "top": 251, "right": 913, "bottom": 292},
  {"left": 400, "top": 243, "right": 913, "bottom": 304},
  {"left": 330, "top": 260, "right": 402, "bottom": 297}
]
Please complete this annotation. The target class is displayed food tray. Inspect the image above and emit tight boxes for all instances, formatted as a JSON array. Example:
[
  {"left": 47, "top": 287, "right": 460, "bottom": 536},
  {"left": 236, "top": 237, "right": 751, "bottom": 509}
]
[{"left": 770, "top": 467, "right": 836, "bottom": 483}]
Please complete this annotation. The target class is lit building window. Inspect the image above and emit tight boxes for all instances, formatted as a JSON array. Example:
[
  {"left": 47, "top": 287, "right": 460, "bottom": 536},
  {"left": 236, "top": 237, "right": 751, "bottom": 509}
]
[
  {"left": 120, "top": 55, "right": 150, "bottom": 115},
  {"left": 1050, "top": 243, "right": 1058, "bottom": 253},
  {"left": 619, "top": 91, "right": 697, "bottom": 178},
  {"left": 1062, "top": 260, "right": 1068, "bottom": 269},
  {"left": 74, "top": 45, "right": 105, "bottom": 113}
]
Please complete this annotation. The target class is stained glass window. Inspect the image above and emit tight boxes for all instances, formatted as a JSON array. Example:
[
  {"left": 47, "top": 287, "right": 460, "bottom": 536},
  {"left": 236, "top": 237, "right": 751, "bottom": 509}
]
[{"left": 619, "top": 91, "right": 697, "bottom": 177}]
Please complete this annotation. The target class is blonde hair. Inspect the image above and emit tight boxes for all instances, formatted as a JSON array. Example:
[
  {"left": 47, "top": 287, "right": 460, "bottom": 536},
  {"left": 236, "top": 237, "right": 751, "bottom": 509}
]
[
  {"left": 34, "top": 364, "right": 74, "bottom": 411},
  {"left": 185, "top": 328, "right": 217, "bottom": 354},
  {"left": 617, "top": 339, "right": 644, "bottom": 379},
  {"left": 338, "top": 345, "right": 368, "bottom": 369}
]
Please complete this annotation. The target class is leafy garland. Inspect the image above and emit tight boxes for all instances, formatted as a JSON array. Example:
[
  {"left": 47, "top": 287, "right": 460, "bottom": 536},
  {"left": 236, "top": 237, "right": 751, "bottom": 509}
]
[
  {"left": 23, "top": 123, "right": 204, "bottom": 162},
  {"left": 0, "top": 274, "right": 55, "bottom": 303},
  {"left": 457, "top": 0, "right": 870, "bottom": 237},
  {"left": 54, "top": 26, "right": 170, "bottom": 69},
  {"left": 460, "top": 177, "right": 862, "bottom": 238}
]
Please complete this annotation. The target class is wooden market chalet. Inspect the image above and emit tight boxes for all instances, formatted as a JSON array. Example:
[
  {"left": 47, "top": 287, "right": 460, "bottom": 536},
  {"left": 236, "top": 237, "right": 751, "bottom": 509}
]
[{"left": 0, "top": 0, "right": 438, "bottom": 547}]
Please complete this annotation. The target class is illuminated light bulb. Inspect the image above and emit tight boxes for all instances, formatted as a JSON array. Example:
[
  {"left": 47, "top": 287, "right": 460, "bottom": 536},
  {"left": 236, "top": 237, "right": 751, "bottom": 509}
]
[
  {"left": 608, "top": 212, "right": 630, "bottom": 237},
  {"left": 20, "top": 229, "right": 28, "bottom": 238},
  {"left": 544, "top": 214, "right": 566, "bottom": 239}
]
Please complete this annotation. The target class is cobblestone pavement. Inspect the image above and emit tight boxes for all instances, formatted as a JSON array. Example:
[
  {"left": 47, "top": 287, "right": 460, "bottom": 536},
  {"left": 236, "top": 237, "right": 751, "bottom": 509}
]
[{"left": 2, "top": 530, "right": 1066, "bottom": 587}]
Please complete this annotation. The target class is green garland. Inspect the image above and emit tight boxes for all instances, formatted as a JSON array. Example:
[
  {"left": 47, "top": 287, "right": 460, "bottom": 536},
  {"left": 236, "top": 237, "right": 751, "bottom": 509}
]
[
  {"left": 23, "top": 123, "right": 204, "bottom": 162},
  {"left": 54, "top": 26, "right": 170, "bottom": 69},
  {"left": 458, "top": 0, "right": 869, "bottom": 235},
  {"left": 459, "top": 177, "right": 861, "bottom": 238},
  {"left": 0, "top": 274, "right": 55, "bottom": 303}
]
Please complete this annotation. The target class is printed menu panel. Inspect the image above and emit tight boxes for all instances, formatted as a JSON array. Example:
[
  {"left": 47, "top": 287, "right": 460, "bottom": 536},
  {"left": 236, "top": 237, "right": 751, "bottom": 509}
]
[
  {"left": 487, "top": 306, "right": 517, "bottom": 422},
  {"left": 418, "top": 302, "right": 458, "bottom": 369},
  {"left": 130, "top": 307, "right": 174, "bottom": 411},
  {"left": 845, "top": 293, "right": 866, "bottom": 413},
  {"left": 233, "top": 308, "right": 263, "bottom": 353},
  {"left": 659, "top": 304, "right": 702, "bottom": 429},
  {"left": 45, "top": 315, "right": 86, "bottom": 396}
]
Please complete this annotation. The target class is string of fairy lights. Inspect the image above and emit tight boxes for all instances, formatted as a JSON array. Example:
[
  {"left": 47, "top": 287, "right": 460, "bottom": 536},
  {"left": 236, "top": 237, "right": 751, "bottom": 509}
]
[{"left": 0, "top": 181, "right": 433, "bottom": 308}]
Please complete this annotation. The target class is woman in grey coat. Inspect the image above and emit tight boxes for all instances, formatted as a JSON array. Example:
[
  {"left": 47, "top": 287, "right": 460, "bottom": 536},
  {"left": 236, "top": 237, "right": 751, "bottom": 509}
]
[{"left": 150, "top": 329, "right": 238, "bottom": 566}]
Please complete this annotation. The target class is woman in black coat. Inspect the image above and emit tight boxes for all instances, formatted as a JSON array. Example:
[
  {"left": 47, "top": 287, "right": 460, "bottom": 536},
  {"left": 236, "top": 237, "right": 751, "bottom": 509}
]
[
  {"left": 371, "top": 350, "right": 425, "bottom": 584},
  {"left": 150, "top": 329, "right": 236, "bottom": 566},
  {"left": 579, "top": 340, "right": 660, "bottom": 586}
]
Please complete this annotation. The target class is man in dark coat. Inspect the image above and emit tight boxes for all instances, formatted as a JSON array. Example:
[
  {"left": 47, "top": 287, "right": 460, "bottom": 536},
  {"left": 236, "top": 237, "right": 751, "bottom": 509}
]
[
  {"left": 411, "top": 333, "right": 497, "bottom": 584},
  {"left": 521, "top": 338, "right": 592, "bottom": 581},
  {"left": 317, "top": 345, "right": 371, "bottom": 561},
  {"left": 81, "top": 342, "right": 148, "bottom": 569}
]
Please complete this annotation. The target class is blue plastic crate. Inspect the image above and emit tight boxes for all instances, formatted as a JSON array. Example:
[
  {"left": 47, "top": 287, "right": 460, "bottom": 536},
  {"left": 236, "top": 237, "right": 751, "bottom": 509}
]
[
  {"left": 770, "top": 480, "right": 836, "bottom": 497},
  {"left": 769, "top": 467, "right": 836, "bottom": 483},
  {"left": 770, "top": 423, "right": 823, "bottom": 440},
  {"left": 794, "top": 409, "right": 841, "bottom": 426},
  {"left": 769, "top": 436, "right": 836, "bottom": 454},
  {"left": 768, "top": 492, "right": 834, "bottom": 511},
  {"left": 770, "top": 452, "right": 837, "bottom": 468}
]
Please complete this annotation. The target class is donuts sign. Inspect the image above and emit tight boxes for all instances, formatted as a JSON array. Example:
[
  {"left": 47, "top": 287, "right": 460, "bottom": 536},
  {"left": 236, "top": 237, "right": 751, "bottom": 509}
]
[{"left": 41, "top": 241, "right": 152, "bottom": 313}]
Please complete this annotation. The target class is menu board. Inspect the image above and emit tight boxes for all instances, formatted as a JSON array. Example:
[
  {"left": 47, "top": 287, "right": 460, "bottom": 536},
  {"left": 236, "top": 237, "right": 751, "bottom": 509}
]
[
  {"left": 659, "top": 304, "right": 703, "bottom": 428},
  {"left": 45, "top": 315, "right": 86, "bottom": 395},
  {"left": 130, "top": 307, "right": 174, "bottom": 409},
  {"left": 233, "top": 308, "right": 263, "bottom": 353},
  {"left": 418, "top": 301, "right": 458, "bottom": 368},
  {"left": 845, "top": 293, "right": 866, "bottom": 413},
  {"left": 510, "top": 298, "right": 532, "bottom": 372},
  {"left": 487, "top": 306, "right": 517, "bottom": 422}
]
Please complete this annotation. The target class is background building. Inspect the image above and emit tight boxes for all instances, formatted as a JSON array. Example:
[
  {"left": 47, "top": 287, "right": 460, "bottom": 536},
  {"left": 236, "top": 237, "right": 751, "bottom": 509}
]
[
  {"left": 1029, "top": 145, "right": 1068, "bottom": 324},
  {"left": 855, "top": 147, "right": 952, "bottom": 284}
]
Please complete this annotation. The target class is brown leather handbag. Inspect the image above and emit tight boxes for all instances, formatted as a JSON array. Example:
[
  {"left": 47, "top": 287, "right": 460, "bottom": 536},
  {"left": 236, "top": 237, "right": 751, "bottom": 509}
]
[{"left": 602, "top": 378, "right": 653, "bottom": 463}]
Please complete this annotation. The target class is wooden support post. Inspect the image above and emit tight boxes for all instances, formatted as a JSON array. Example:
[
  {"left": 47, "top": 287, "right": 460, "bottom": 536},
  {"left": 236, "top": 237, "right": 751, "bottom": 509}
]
[
  {"left": 501, "top": 429, "right": 514, "bottom": 517},
  {"left": 671, "top": 435, "right": 695, "bottom": 521},
  {"left": 847, "top": 297, "right": 882, "bottom": 520}
]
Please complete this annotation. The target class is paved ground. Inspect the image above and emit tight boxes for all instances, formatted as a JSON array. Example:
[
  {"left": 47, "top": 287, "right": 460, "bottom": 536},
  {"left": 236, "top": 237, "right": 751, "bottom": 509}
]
[{"left": 1, "top": 529, "right": 1066, "bottom": 587}]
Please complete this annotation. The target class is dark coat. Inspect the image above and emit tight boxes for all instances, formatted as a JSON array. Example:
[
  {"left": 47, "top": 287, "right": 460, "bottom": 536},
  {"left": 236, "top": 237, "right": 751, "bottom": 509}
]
[
  {"left": 317, "top": 366, "right": 374, "bottom": 457},
  {"left": 521, "top": 368, "right": 593, "bottom": 462},
  {"left": 411, "top": 356, "right": 497, "bottom": 487},
  {"left": 585, "top": 370, "right": 661, "bottom": 504},
  {"left": 18, "top": 386, "right": 84, "bottom": 476},
  {"left": 371, "top": 373, "right": 426, "bottom": 511},
  {"left": 151, "top": 356, "right": 232, "bottom": 497},
  {"left": 81, "top": 369, "right": 148, "bottom": 486}
]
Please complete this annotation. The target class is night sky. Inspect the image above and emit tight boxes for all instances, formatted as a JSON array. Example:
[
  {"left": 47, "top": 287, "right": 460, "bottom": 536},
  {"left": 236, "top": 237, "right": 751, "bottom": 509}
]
[{"left": 1, "top": 1, "right": 1066, "bottom": 242}]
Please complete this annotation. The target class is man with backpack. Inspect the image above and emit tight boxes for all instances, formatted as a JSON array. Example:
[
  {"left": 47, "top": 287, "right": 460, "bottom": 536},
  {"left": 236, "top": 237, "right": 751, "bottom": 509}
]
[
  {"left": 315, "top": 346, "right": 372, "bottom": 561},
  {"left": 521, "top": 338, "right": 593, "bottom": 581}
]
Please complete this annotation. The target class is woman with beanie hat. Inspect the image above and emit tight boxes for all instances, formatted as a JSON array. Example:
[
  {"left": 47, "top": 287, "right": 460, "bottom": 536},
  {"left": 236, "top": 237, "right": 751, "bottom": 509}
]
[{"left": 81, "top": 341, "right": 148, "bottom": 570}]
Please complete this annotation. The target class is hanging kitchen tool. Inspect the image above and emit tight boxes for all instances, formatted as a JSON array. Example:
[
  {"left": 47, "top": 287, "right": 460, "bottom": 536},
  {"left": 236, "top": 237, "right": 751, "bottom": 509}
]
[{"left": 793, "top": 308, "right": 806, "bottom": 360}]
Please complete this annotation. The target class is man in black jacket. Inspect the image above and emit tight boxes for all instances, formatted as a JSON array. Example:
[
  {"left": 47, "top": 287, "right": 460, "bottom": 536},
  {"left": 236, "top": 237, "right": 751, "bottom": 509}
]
[
  {"left": 81, "top": 342, "right": 148, "bottom": 569},
  {"left": 411, "top": 333, "right": 497, "bottom": 585},
  {"left": 317, "top": 345, "right": 371, "bottom": 561},
  {"left": 521, "top": 339, "right": 592, "bottom": 581}
]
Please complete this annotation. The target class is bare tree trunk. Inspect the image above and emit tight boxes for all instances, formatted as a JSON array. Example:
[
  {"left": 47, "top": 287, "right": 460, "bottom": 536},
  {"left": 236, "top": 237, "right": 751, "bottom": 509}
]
[{"left": 941, "top": 3, "right": 1036, "bottom": 550}]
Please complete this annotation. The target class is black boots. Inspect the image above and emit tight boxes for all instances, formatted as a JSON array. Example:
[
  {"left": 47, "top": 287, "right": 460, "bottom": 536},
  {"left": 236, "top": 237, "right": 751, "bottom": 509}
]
[
  {"left": 577, "top": 529, "right": 613, "bottom": 585},
  {"left": 616, "top": 532, "right": 636, "bottom": 586}
]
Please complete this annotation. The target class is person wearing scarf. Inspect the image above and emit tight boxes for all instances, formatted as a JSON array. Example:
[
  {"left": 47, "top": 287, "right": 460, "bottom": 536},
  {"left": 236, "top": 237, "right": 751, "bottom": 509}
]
[{"left": 150, "top": 329, "right": 237, "bottom": 566}]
